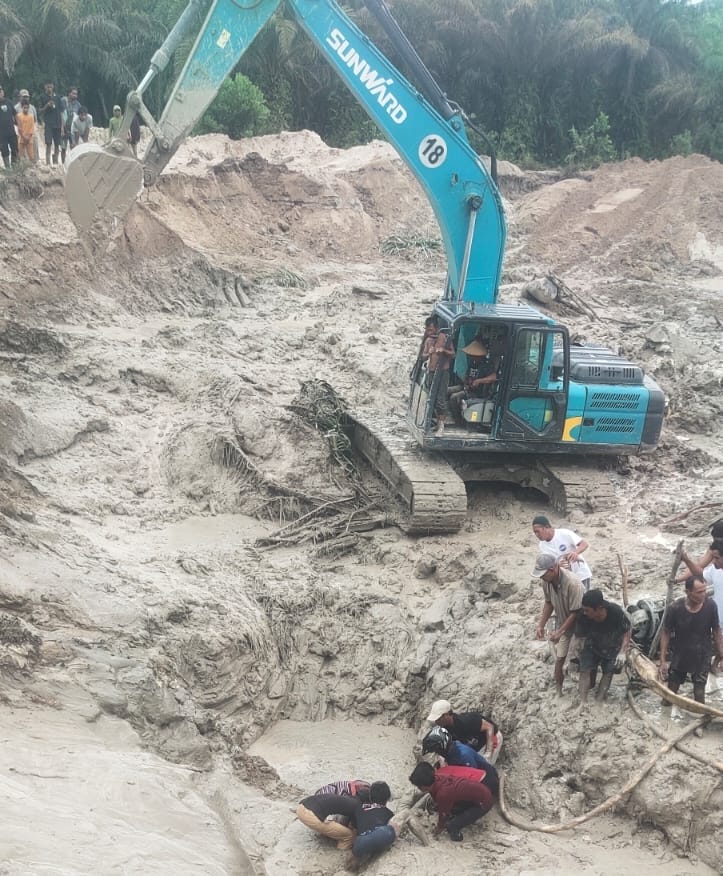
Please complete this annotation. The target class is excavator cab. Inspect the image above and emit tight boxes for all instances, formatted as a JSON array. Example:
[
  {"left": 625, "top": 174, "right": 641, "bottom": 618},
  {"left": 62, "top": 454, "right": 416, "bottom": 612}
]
[{"left": 409, "top": 303, "right": 569, "bottom": 450}]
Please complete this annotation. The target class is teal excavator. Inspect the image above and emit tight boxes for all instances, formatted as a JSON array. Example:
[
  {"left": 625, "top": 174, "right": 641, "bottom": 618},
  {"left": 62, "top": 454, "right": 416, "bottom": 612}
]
[{"left": 65, "top": 0, "right": 665, "bottom": 532}]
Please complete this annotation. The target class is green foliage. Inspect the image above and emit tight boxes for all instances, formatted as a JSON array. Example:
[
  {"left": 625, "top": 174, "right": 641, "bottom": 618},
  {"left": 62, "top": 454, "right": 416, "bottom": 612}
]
[
  {"left": 381, "top": 234, "right": 442, "bottom": 257},
  {"left": 2, "top": 0, "right": 722, "bottom": 164},
  {"left": 668, "top": 130, "right": 692, "bottom": 157},
  {"left": 565, "top": 112, "right": 617, "bottom": 168},
  {"left": 196, "top": 74, "right": 269, "bottom": 140}
]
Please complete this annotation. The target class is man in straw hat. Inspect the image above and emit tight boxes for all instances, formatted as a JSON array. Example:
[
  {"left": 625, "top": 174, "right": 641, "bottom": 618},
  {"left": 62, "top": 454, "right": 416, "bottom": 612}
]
[{"left": 448, "top": 337, "right": 498, "bottom": 423}]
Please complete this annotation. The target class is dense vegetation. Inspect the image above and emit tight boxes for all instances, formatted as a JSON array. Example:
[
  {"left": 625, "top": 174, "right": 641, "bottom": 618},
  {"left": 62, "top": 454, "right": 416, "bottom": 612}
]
[{"left": 1, "top": 0, "right": 722, "bottom": 166}]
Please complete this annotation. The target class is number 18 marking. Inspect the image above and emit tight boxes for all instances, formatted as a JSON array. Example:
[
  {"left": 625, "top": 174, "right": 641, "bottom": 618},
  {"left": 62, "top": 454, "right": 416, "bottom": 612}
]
[{"left": 419, "top": 135, "right": 447, "bottom": 168}]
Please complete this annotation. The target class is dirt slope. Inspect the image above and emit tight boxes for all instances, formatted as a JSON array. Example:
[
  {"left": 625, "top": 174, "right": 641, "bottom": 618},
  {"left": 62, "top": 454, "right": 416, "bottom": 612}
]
[{"left": 0, "top": 133, "right": 721, "bottom": 874}]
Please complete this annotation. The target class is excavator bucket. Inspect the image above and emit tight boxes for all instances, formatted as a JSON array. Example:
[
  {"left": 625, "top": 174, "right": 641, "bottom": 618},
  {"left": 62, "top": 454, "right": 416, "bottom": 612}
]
[{"left": 65, "top": 143, "right": 144, "bottom": 237}]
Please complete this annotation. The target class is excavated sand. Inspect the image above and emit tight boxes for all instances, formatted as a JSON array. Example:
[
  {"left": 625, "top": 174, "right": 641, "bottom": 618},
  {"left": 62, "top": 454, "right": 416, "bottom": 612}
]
[{"left": 0, "top": 132, "right": 721, "bottom": 874}]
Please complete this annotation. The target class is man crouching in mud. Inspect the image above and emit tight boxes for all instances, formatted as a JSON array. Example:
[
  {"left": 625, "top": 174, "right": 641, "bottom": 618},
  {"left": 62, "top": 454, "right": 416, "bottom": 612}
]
[
  {"left": 345, "top": 782, "right": 399, "bottom": 871},
  {"left": 409, "top": 762, "right": 495, "bottom": 843}
]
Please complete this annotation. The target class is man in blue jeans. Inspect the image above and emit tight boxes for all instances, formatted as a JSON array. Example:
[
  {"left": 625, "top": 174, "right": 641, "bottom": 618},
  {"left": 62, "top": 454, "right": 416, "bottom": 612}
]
[{"left": 346, "top": 781, "right": 398, "bottom": 870}]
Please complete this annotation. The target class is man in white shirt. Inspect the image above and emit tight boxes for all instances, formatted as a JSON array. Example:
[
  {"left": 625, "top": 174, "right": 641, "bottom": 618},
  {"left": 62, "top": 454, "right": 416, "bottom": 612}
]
[
  {"left": 532, "top": 515, "right": 592, "bottom": 592},
  {"left": 682, "top": 539, "right": 723, "bottom": 622}
]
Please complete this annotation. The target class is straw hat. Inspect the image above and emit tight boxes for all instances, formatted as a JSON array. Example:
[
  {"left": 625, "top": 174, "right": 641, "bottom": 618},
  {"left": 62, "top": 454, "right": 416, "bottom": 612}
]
[{"left": 462, "top": 339, "right": 488, "bottom": 357}]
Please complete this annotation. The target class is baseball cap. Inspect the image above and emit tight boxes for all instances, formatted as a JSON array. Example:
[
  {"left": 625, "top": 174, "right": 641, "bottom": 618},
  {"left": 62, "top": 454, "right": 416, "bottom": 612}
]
[
  {"left": 425, "top": 699, "right": 452, "bottom": 722},
  {"left": 532, "top": 554, "right": 558, "bottom": 577},
  {"left": 113, "top": 104, "right": 121, "bottom": 111}
]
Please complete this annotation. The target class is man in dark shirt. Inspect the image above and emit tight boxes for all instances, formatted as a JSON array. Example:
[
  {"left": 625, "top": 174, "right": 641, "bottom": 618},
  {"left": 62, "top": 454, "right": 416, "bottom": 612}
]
[
  {"left": 38, "top": 81, "right": 64, "bottom": 165},
  {"left": 449, "top": 338, "right": 499, "bottom": 423},
  {"left": 409, "top": 762, "right": 494, "bottom": 842},
  {"left": 0, "top": 85, "right": 18, "bottom": 168},
  {"left": 296, "top": 792, "right": 359, "bottom": 850},
  {"left": 574, "top": 589, "right": 631, "bottom": 704},
  {"left": 659, "top": 575, "right": 722, "bottom": 704},
  {"left": 426, "top": 698, "right": 502, "bottom": 763},
  {"left": 347, "top": 782, "right": 398, "bottom": 870},
  {"left": 61, "top": 86, "right": 80, "bottom": 163}
]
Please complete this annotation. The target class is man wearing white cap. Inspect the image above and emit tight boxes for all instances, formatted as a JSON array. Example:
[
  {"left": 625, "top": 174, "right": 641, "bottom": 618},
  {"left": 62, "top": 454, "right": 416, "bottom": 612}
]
[
  {"left": 533, "top": 554, "right": 584, "bottom": 695},
  {"left": 423, "top": 699, "right": 503, "bottom": 764},
  {"left": 108, "top": 104, "right": 123, "bottom": 140}
]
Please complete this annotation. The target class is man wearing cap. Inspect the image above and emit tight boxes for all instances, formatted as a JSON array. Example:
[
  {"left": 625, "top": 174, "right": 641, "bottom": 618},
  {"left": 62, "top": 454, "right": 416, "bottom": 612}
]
[
  {"left": 108, "top": 104, "right": 123, "bottom": 140},
  {"left": 424, "top": 699, "right": 502, "bottom": 764},
  {"left": 533, "top": 554, "right": 584, "bottom": 695},
  {"left": 448, "top": 337, "right": 499, "bottom": 423},
  {"left": 14, "top": 90, "right": 38, "bottom": 163},
  {"left": 532, "top": 515, "right": 592, "bottom": 592},
  {"left": 574, "top": 589, "right": 631, "bottom": 704}
]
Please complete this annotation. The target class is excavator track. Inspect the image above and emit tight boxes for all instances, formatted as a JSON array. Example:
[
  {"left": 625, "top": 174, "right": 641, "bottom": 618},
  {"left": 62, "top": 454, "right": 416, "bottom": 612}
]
[
  {"left": 450, "top": 456, "right": 619, "bottom": 516},
  {"left": 348, "top": 413, "right": 619, "bottom": 534},
  {"left": 348, "top": 412, "right": 468, "bottom": 534}
]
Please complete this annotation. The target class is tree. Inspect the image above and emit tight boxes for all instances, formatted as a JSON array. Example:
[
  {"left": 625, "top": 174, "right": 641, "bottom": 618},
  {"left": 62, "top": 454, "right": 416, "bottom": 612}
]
[
  {"left": 196, "top": 73, "right": 270, "bottom": 139},
  {"left": 0, "top": 0, "right": 165, "bottom": 121}
]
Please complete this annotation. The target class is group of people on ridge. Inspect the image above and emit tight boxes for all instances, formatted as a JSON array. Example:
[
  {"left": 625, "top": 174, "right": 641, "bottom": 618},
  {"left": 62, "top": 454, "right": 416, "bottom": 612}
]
[{"left": 0, "top": 81, "right": 141, "bottom": 168}]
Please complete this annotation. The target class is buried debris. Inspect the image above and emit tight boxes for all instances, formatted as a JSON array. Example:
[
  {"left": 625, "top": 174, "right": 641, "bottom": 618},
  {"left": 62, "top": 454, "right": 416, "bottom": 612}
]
[
  {"left": 626, "top": 648, "right": 723, "bottom": 719},
  {"left": 498, "top": 716, "right": 706, "bottom": 833},
  {"left": 626, "top": 690, "right": 722, "bottom": 775},
  {"left": 523, "top": 273, "right": 599, "bottom": 320}
]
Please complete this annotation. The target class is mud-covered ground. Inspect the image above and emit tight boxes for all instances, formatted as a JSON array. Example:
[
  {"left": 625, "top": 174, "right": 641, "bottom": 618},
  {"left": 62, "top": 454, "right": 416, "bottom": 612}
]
[{"left": 0, "top": 134, "right": 721, "bottom": 875}]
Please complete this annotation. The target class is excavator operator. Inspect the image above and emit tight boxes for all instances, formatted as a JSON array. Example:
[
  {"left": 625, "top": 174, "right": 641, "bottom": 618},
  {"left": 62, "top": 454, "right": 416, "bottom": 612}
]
[{"left": 449, "top": 338, "right": 499, "bottom": 424}]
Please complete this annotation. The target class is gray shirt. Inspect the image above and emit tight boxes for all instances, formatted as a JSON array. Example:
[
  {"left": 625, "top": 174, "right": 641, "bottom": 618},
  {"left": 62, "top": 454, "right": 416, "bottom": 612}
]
[{"left": 541, "top": 567, "right": 584, "bottom": 625}]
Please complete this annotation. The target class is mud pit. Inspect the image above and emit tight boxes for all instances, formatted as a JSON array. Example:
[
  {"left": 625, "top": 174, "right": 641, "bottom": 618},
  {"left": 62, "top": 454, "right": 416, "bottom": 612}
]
[{"left": 1, "top": 134, "right": 722, "bottom": 874}]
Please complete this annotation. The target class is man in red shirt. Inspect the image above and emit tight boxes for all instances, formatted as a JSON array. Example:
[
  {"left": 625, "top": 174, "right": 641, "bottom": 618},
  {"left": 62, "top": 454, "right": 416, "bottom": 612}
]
[{"left": 409, "top": 762, "right": 495, "bottom": 842}]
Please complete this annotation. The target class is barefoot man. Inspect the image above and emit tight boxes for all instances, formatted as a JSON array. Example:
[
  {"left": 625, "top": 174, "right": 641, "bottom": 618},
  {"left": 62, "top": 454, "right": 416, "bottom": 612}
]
[{"left": 533, "top": 554, "right": 584, "bottom": 695}]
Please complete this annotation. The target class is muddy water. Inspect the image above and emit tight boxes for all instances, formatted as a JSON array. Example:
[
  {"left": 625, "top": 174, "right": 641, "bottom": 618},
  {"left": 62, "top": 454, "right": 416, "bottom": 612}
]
[
  {"left": 0, "top": 707, "right": 241, "bottom": 874},
  {"left": 248, "top": 718, "right": 417, "bottom": 793}
]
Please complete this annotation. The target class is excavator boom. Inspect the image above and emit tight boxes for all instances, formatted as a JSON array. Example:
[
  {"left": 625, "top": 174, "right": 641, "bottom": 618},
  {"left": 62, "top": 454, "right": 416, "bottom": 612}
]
[{"left": 65, "top": 0, "right": 505, "bottom": 304}]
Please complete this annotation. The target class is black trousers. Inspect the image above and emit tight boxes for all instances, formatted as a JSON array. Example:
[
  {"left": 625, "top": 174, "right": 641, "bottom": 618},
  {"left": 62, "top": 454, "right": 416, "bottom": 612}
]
[
  {"left": 447, "top": 801, "right": 490, "bottom": 833},
  {"left": 0, "top": 133, "right": 18, "bottom": 162}
]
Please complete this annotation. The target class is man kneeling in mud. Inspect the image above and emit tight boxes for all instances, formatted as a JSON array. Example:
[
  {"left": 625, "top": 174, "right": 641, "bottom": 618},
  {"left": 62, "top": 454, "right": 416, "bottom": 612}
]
[{"left": 409, "top": 762, "right": 494, "bottom": 843}]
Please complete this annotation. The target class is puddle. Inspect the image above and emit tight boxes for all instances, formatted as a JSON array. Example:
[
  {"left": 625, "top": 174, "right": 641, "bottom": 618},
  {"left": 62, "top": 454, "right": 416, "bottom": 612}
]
[{"left": 248, "top": 718, "right": 417, "bottom": 797}]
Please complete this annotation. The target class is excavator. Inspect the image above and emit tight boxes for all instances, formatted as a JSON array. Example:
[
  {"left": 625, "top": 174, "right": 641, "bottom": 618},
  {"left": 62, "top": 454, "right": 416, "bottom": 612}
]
[{"left": 64, "top": 0, "right": 666, "bottom": 533}]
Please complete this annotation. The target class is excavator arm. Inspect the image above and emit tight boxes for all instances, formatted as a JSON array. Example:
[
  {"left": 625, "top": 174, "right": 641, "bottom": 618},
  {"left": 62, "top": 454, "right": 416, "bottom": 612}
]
[{"left": 65, "top": 0, "right": 505, "bottom": 304}]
